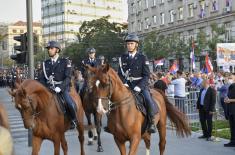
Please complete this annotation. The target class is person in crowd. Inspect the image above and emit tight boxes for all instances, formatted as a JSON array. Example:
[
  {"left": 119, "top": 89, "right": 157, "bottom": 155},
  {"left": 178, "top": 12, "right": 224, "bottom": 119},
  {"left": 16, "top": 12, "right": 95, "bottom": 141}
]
[
  {"left": 197, "top": 79, "right": 216, "bottom": 141},
  {"left": 191, "top": 72, "right": 203, "bottom": 89},
  {"left": 224, "top": 73, "right": 235, "bottom": 147},
  {"left": 217, "top": 76, "right": 230, "bottom": 119},
  {"left": 171, "top": 70, "right": 187, "bottom": 112}
]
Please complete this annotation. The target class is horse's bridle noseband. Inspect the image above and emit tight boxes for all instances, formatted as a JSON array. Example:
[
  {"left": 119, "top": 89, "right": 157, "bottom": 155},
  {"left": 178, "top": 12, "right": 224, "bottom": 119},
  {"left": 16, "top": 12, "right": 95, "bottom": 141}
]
[{"left": 26, "top": 96, "right": 41, "bottom": 118}]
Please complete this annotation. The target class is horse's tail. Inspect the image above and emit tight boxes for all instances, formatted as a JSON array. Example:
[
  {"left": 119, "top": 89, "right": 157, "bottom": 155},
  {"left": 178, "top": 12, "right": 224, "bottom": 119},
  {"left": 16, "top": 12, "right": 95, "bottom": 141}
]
[{"left": 158, "top": 90, "right": 191, "bottom": 137}]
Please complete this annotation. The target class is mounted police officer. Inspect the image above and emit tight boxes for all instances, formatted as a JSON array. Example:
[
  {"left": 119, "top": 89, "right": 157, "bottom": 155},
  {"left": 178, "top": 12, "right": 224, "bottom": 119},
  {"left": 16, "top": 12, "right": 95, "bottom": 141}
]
[
  {"left": 118, "top": 33, "right": 159, "bottom": 133},
  {"left": 38, "top": 41, "right": 78, "bottom": 128}
]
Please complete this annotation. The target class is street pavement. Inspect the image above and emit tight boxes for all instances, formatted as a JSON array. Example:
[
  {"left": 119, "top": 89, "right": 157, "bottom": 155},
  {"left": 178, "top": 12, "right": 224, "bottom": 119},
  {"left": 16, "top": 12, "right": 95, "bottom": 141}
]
[{"left": 1, "top": 88, "right": 235, "bottom": 155}]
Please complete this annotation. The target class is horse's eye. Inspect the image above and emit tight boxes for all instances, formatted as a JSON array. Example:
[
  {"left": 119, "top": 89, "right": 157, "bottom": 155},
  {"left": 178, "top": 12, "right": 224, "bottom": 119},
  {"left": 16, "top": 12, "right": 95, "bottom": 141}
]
[{"left": 16, "top": 104, "right": 22, "bottom": 110}]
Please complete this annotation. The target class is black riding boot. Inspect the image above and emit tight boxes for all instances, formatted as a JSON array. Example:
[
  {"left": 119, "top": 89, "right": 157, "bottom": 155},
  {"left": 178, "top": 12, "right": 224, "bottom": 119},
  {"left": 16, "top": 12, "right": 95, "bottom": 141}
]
[
  {"left": 148, "top": 115, "right": 157, "bottom": 133},
  {"left": 68, "top": 104, "right": 78, "bottom": 129}
]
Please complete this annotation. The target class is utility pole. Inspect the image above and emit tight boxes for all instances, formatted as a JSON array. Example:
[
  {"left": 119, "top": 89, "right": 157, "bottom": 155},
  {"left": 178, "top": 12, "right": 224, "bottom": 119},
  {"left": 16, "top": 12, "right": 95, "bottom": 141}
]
[{"left": 26, "top": 0, "right": 34, "bottom": 147}]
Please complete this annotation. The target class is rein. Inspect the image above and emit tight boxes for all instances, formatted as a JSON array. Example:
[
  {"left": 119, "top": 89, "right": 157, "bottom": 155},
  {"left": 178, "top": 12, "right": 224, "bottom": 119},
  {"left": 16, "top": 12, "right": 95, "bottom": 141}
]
[{"left": 97, "top": 75, "right": 133, "bottom": 114}]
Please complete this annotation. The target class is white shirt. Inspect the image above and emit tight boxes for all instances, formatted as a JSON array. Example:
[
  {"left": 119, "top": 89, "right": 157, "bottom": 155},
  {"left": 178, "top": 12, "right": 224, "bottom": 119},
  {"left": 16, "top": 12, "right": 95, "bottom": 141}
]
[
  {"left": 171, "top": 77, "right": 186, "bottom": 97},
  {"left": 129, "top": 51, "right": 137, "bottom": 58},
  {"left": 51, "top": 54, "right": 59, "bottom": 63}
]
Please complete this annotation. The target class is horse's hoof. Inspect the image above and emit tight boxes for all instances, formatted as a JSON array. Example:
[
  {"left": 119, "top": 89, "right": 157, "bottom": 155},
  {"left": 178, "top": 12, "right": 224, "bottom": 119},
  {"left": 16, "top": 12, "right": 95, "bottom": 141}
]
[
  {"left": 93, "top": 136, "right": 98, "bottom": 140},
  {"left": 97, "top": 146, "right": 104, "bottom": 152},
  {"left": 88, "top": 141, "right": 93, "bottom": 145}
]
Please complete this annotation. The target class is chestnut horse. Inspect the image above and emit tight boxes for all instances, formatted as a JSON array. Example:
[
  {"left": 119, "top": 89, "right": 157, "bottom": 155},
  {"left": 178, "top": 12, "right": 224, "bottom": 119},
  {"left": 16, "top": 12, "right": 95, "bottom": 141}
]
[
  {"left": 9, "top": 79, "right": 85, "bottom": 155},
  {"left": 0, "top": 103, "right": 13, "bottom": 155},
  {"left": 85, "top": 64, "right": 191, "bottom": 155}
]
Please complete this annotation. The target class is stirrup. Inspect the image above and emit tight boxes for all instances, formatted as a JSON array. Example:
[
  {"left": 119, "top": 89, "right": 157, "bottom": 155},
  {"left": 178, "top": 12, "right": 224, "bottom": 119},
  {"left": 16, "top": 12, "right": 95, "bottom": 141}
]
[{"left": 70, "top": 120, "right": 77, "bottom": 129}]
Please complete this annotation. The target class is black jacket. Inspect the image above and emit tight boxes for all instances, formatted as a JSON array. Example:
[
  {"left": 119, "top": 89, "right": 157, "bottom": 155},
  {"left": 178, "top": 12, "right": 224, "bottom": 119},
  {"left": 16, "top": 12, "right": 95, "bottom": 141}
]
[
  {"left": 227, "top": 83, "right": 235, "bottom": 115},
  {"left": 81, "top": 58, "right": 100, "bottom": 76},
  {"left": 118, "top": 52, "right": 150, "bottom": 90},
  {"left": 38, "top": 57, "right": 72, "bottom": 91},
  {"left": 196, "top": 87, "right": 216, "bottom": 112}
]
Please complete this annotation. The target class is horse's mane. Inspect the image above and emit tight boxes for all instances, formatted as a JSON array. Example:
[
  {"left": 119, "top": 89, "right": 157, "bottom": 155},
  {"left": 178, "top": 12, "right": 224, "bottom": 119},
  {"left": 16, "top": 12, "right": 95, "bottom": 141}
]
[{"left": 106, "top": 67, "right": 124, "bottom": 86}]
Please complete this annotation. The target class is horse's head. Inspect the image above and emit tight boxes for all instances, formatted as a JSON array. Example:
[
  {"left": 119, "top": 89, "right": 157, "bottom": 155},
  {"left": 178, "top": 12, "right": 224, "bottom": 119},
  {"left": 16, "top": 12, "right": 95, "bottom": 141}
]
[
  {"left": 9, "top": 85, "right": 38, "bottom": 129},
  {"left": 86, "top": 64, "right": 113, "bottom": 115}
]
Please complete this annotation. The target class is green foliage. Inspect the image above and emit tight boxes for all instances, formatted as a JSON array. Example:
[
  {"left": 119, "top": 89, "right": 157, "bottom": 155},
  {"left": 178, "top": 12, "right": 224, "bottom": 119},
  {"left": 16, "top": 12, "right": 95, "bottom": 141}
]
[
  {"left": 64, "top": 16, "right": 127, "bottom": 66},
  {"left": 143, "top": 32, "right": 189, "bottom": 60},
  {"left": 195, "top": 30, "right": 207, "bottom": 55}
]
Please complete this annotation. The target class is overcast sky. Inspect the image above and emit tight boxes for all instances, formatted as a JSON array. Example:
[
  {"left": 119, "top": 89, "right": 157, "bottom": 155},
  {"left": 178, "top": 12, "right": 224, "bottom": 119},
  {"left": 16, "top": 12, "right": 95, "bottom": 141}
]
[
  {"left": 0, "top": 0, "right": 127, "bottom": 23},
  {"left": 0, "top": 0, "right": 42, "bottom": 23}
]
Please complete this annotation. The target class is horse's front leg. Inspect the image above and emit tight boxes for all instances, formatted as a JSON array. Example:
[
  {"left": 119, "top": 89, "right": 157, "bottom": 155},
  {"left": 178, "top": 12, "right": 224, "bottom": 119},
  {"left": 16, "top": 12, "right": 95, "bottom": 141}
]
[
  {"left": 94, "top": 112, "right": 103, "bottom": 152},
  {"left": 32, "top": 135, "right": 42, "bottom": 155},
  {"left": 114, "top": 137, "right": 126, "bottom": 155},
  {"left": 129, "top": 134, "right": 141, "bottom": 155},
  {"left": 60, "top": 134, "right": 68, "bottom": 155},
  {"left": 85, "top": 112, "right": 93, "bottom": 145},
  {"left": 53, "top": 135, "right": 61, "bottom": 155}
]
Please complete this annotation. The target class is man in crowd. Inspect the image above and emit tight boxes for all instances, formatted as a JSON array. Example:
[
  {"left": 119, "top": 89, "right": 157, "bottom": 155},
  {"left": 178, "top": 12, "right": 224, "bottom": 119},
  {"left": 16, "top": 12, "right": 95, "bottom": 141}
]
[
  {"left": 171, "top": 70, "right": 186, "bottom": 112},
  {"left": 197, "top": 79, "right": 216, "bottom": 141},
  {"left": 224, "top": 73, "right": 235, "bottom": 147}
]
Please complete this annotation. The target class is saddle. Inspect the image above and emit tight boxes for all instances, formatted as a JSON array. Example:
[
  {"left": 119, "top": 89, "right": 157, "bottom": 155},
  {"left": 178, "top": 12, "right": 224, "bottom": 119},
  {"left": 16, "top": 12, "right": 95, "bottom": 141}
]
[{"left": 131, "top": 91, "right": 149, "bottom": 134}]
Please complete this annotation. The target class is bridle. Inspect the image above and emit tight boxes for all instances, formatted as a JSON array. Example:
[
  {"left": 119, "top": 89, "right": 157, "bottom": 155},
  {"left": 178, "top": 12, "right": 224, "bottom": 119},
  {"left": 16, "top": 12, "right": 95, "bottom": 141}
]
[{"left": 96, "top": 75, "right": 132, "bottom": 114}]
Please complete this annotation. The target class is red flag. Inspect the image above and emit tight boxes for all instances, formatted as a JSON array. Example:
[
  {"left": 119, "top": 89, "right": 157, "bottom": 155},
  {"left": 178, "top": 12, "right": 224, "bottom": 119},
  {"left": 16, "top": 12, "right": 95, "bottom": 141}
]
[{"left": 205, "top": 54, "right": 213, "bottom": 73}]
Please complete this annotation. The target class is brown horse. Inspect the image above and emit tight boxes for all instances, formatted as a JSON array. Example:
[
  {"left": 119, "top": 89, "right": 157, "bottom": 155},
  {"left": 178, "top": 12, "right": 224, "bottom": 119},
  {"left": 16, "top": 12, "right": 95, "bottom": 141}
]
[
  {"left": 0, "top": 103, "right": 13, "bottom": 155},
  {"left": 0, "top": 103, "right": 10, "bottom": 130},
  {"left": 85, "top": 64, "right": 191, "bottom": 155},
  {"left": 9, "top": 79, "right": 85, "bottom": 155},
  {"left": 81, "top": 80, "right": 104, "bottom": 151}
]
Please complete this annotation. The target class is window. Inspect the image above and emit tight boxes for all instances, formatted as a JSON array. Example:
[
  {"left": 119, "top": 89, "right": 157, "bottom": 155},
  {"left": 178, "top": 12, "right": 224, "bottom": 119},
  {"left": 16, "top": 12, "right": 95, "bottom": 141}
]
[
  {"left": 20, "top": 30, "right": 24, "bottom": 33},
  {"left": 160, "top": 0, "right": 164, "bottom": 4},
  {"left": 178, "top": 7, "right": 183, "bottom": 20},
  {"left": 160, "top": 12, "right": 165, "bottom": 25},
  {"left": 12, "top": 29, "right": 17, "bottom": 33},
  {"left": 131, "top": 3, "right": 135, "bottom": 14},
  {"left": 169, "top": 10, "right": 174, "bottom": 22},
  {"left": 226, "top": 0, "right": 232, "bottom": 7},
  {"left": 152, "top": 15, "right": 157, "bottom": 24},
  {"left": 145, "top": 0, "right": 149, "bottom": 9},
  {"left": 153, "top": 0, "right": 156, "bottom": 6},
  {"left": 138, "top": 20, "right": 142, "bottom": 31},
  {"left": 212, "top": 0, "right": 218, "bottom": 11},
  {"left": 131, "top": 22, "right": 135, "bottom": 32},
  {"left": 199, "top": 0, "right": 206, "bottom": 18},
  {"left": 188, "top": 4, "right": 194, "bottom": 17},
  {"left": 145, "top": 18, "right": 150, "bottom": 29},
  {"left": 138, "top": 0, "right": 142, "bottom": 8}
]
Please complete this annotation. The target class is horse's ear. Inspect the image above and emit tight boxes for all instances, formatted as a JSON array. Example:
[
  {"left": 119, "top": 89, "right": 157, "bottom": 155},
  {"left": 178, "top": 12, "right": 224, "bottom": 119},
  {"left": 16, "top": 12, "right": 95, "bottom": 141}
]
[
  {"left": 101, "top": 63, "right": 109, "bottom": 73},
  {"left": 8, "top": 89, "right": 16, "bottom": 97}
]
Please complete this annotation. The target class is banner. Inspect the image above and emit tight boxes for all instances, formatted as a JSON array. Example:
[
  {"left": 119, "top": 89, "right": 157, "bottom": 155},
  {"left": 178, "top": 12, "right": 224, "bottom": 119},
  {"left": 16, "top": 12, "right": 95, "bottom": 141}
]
[{"left": 217, "top": 43, "right": 235, "bottom": 66}]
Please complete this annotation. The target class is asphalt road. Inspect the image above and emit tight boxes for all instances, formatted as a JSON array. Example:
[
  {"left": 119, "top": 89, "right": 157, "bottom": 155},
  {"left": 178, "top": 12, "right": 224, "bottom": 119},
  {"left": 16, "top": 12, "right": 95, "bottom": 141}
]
[{"left": 1, "top": 88, "right": 234, "bottom": 155}]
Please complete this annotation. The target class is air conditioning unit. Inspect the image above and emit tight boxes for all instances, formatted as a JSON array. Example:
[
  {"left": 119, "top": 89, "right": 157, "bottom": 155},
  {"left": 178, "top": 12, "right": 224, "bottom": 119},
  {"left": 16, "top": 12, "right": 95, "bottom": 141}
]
[
  {"left": 193, "top": 2, "right": 197, "bottom": 9},
  {"left": 223, "top": 7, "right": 231, "bottom": 13}
]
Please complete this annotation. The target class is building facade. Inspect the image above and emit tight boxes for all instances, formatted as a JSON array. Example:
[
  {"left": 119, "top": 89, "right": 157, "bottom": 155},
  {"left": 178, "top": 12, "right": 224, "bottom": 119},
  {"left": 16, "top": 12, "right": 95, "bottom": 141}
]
[
  {"left": 0, "top": 21, "right": 42, "bottom": 57},
  {"left": 127, "top": 0, "right": 235, "bottom": 71},
  {"left": 41, "top": 0, "right": 127, "bottom": 47},
  {"left": 128, "top": 0, "right": 235, "bottom": 41}
]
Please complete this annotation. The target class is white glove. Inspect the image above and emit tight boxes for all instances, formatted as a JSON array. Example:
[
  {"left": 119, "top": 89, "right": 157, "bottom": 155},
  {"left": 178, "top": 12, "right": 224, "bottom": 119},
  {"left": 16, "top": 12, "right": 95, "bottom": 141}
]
[
  {"left": 54, "top": 87, "right": 61, "bottom": 93},
  {"left": 124, "top": 83, "right": 129, "bottom": 87},
  {"left": 134, "top": 86, "right": 141, "bottom": 92}
]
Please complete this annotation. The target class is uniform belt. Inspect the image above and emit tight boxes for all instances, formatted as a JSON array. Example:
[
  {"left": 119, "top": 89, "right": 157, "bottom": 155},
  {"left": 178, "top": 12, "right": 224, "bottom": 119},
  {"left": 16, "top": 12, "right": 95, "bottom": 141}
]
[
  {"left": 126, "top": 77, "right": 142, "bottom": 82},
  {"left": 47, "top": 81, "right": 63, "bottom": 85}
]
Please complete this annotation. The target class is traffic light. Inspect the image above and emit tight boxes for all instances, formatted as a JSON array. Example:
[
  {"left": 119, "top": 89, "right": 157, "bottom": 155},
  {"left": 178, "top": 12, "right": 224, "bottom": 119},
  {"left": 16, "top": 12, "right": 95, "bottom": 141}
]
[{"left": 11, "top": 33, "right": 27, "bottom": 64}]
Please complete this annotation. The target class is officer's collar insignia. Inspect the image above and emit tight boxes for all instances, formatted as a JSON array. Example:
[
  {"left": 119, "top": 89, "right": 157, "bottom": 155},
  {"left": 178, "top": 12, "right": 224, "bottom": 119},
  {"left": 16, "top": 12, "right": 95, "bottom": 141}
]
[{"left": 145, "top": 61, "right": 150, "bottom": 65}]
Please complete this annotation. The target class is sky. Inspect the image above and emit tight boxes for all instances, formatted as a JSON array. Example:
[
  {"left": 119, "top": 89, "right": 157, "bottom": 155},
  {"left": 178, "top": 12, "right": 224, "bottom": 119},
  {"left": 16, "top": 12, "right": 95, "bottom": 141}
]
[
  {"left": 0, "top": 0, "right": 42, "bottom": 23},
  {"left": 0, "top": 0, "right": 128, "bottom": 23}
]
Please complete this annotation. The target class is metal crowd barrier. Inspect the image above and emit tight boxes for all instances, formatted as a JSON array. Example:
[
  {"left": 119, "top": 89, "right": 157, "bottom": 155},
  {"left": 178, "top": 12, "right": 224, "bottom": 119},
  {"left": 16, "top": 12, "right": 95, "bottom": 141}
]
[{"left": 167, "top": 89, "right": 227, "bottom": 134}]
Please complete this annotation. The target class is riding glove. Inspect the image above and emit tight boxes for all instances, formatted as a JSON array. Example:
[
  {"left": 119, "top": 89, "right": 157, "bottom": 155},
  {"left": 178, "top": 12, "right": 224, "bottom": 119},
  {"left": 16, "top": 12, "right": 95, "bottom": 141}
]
[
  {"left": 54, "top": 87, "right": 61, "bottom": 93},
  {"left": 124, "top": 83, "right": 129, "bottom": 87},
  {"left": 134, "top": 86, "right": 141, "bottom": 92}
]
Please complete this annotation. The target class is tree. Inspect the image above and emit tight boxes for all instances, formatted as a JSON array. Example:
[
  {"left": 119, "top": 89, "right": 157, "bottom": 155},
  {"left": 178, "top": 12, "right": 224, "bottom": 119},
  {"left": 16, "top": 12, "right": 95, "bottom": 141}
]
[{"left": 64, "top": 16, "right": 127, "bottom": 66}]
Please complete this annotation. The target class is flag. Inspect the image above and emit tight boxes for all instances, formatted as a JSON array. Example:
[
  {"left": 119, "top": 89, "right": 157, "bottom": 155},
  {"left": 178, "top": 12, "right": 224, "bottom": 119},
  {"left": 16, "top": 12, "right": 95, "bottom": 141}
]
[
  {"left": 154, "top": 58, "right": 164, "bottom": 66},
  {"left": 190, "top": 40, "right": 196, "bottom": 70},
  {"left": 169, "top": 61, "right": 179, "bottom": 74},
  {"left": 205, "top": 54, "right": 213, "bottom": 74}
]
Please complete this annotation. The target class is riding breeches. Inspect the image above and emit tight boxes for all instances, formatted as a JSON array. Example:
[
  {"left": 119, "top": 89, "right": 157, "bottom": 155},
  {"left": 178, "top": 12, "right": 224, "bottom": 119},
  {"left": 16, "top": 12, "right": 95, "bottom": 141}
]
[
  {"left": 141, "top": 89, "right": 158, "bottom": 117},
  {"left": 62, "top": 87, "right": 77, "bottom": 121}
]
